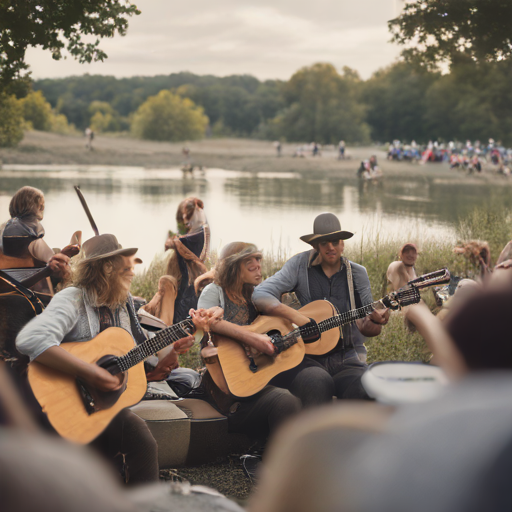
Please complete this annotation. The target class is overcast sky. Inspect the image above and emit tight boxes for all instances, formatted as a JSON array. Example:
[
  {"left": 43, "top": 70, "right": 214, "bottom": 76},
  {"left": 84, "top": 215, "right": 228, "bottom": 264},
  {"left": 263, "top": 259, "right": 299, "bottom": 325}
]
[{"left": 26, "top": 0, "right": 405, "bottom": 81}]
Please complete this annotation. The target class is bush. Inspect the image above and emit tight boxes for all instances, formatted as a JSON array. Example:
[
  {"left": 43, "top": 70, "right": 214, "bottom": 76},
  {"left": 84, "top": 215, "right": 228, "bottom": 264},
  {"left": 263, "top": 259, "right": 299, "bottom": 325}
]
[
  {"left": 0, "top": 93, "right": 24, "bottom": 147},
  {"left": 19, "top": 90, "right": 53, "bottom": 131},
  {"left": 131, "top": 90, "right": 209, "bottom": 142}
]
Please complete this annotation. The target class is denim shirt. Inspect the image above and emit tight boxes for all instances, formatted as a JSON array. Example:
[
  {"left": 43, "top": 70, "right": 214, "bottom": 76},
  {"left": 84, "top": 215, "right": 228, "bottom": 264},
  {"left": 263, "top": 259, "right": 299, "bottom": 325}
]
[{"left": 16, "top": 287, "right": 152, "bottom": 362}]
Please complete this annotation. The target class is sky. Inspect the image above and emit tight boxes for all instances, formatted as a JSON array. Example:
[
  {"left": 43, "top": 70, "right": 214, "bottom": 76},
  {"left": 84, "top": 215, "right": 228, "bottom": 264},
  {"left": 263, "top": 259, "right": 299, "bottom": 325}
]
[{"left": 25, "top": 0, "right": 405, "bottom": 82}]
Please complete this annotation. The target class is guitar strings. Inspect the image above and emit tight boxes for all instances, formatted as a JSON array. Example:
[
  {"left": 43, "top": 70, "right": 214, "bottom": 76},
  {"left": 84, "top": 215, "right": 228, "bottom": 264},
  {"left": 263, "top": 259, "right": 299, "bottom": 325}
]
[{"left": 116, "top": 319, "right": 194, "bottom": 371}]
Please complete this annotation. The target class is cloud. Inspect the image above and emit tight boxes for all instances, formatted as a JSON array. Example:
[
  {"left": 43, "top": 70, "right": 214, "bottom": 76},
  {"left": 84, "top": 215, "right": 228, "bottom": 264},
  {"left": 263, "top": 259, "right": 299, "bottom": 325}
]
[{"left": 25, "top": 0, "right": 401, "bottom": 80}]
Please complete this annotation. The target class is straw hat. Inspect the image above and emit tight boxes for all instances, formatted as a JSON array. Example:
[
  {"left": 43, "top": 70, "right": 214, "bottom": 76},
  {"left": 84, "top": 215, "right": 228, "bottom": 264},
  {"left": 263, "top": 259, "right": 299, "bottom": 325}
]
[{"left": 300, "top": 213, "right": 354, "bottom": 245}]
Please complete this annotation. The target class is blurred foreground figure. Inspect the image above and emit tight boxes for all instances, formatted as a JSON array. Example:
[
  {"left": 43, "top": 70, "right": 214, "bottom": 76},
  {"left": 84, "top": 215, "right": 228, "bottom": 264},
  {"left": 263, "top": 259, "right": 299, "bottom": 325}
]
[
  {"left": 252, "top": 374, "right": 512, "bottom": 512},
  {"left": 251, "top": 278, "right": 512, "bottom": 512},
  {"left": 0, "top": 362, "right": 243, "bottom": 512}
]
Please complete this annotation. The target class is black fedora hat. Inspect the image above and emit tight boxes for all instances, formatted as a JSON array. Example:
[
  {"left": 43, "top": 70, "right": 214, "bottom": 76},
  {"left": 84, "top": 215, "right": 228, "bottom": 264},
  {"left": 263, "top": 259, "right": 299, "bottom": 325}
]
[{"left": 300, "top": 213, "right": 354, "bottom": 245}]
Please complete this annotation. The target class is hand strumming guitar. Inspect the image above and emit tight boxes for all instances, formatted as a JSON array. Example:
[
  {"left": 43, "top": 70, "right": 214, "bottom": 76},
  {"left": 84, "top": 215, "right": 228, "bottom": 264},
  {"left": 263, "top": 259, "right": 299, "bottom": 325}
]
[
  {"left": 146, "top": 335, "right": 195, "bottom": 382},
  {"left": 189, "top": 308, "right": 275, "bottom": 356}
]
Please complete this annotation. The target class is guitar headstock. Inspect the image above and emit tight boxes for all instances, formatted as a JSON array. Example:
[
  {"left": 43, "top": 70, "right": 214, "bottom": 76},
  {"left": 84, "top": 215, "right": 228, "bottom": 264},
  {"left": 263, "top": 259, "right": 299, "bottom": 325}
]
[
  {"left": 381, "top": 286, "right": 421, "bottom": 310},
  {"left": 407, "top": 268, "right": 451, "bottom": 290}
]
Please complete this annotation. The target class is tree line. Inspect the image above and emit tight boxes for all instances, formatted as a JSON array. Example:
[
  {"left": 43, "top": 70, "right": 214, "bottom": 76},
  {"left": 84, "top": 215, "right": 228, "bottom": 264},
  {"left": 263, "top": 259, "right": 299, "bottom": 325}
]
[{"left": 1, "top": 57, "right": 512, "bottom": 147}]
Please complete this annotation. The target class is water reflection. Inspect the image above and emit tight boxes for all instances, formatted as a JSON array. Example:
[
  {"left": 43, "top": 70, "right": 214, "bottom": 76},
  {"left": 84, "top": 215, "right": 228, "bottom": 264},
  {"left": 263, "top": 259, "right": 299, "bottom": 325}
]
[{"left": 1, "top": 165, "right": 509, "bottom": 270}]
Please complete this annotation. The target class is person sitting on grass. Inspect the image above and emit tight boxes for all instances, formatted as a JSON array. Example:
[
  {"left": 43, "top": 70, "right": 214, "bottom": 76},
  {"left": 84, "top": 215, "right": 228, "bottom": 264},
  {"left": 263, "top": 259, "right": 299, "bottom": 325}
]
[{"left": 386, "top": 243, "right": 419, "bottom": 292}]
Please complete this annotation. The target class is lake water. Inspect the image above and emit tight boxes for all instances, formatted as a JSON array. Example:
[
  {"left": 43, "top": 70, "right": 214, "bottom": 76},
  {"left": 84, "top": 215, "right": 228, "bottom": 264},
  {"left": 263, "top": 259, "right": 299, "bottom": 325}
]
[{"left": 1, "top": 164, "right": 510, "bottom": 270}]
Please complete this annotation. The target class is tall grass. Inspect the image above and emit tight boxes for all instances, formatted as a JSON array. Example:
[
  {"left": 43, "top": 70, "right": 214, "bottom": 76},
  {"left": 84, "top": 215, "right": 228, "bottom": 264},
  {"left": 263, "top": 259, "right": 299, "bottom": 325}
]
[
  {"left": 133, "top": 211, "right": 494, "bottom": 367},
  {"left": 456, "top": 205, "right": 512, "bottom": 265}
]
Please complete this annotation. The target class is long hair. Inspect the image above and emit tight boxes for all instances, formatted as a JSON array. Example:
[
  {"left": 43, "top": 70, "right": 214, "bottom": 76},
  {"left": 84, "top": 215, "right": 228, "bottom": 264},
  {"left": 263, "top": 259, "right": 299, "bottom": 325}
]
[
  {"left": 69, "top": 254, "right": 128, "bottom": 308},
  {"left": 176, "top": 197, "right": 204, "bottom": 234},
  {"left": 9, "top": 187, "right": 44, "bottom": 219},
  {"left": 215, "top": 242, "right": 262, "bottom": 305}
]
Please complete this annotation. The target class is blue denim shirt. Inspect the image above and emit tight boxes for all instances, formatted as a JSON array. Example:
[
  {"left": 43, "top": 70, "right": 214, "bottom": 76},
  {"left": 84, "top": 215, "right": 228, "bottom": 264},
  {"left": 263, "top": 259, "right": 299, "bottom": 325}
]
[{"left": 16, "top": 287, "right": 152, "bottom": 361}]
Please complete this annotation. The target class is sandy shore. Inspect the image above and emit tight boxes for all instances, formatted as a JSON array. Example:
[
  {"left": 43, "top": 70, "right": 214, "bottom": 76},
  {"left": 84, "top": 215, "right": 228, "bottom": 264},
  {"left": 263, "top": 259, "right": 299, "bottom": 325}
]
[{"left": 1, "top": 131, "right": 506, "bottom": 183}]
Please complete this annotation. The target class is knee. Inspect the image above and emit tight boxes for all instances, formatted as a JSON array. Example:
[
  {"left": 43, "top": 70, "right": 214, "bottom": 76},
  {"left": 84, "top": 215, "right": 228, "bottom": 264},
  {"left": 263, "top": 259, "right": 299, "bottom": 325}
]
[
  {"left": 270, "top": 388, "right": 302, "bottom": 415},
  {"left": 293, "top": 368, "right": 335, "bottom": 406}
]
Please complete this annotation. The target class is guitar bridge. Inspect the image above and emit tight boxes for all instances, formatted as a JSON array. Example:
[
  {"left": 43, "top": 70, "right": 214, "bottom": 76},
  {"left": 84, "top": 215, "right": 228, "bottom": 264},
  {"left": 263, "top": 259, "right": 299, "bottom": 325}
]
[{"left": 77, "top": 378, "right": 98, "bottom": 415}]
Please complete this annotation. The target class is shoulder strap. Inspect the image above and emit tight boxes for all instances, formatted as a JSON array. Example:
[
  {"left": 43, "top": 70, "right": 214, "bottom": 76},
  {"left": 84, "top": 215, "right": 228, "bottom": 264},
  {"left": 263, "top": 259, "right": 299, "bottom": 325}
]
[
  {"left": 343, "top": 257, "right": 356, "bottom": 310},
  {"left": 0, "top": 269, "right": 45, "bottom": 315}
]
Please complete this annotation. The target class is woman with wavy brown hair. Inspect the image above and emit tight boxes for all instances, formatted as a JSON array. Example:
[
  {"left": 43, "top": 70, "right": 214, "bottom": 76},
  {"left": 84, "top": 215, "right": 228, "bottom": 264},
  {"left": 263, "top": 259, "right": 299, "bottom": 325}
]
[{"left": 197, "top": 242, "right": 300, "bottom": 441}]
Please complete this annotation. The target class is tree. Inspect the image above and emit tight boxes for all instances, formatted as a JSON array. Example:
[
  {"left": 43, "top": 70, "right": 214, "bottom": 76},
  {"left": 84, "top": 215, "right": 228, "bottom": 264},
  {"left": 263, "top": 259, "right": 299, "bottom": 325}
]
[
  {"left": 0, "top": 0, "right": 140, "bottom": 90},
  {"left": 0, "top": 93, "right": 24, "bottom": 147},
  {"left": 274, "top": 63, "right": 370, "bottom": 144},
  {"left": 88, "top": 101, "right": 120, "bottom": 132},
  {"left": 361, "top": 62, "right": 439, "bottom": 142},
  {"left": 131, "top": 90, "right": 209, "bottom": 142},
  {"left": 390, "top": 0, "right": 512, "bottom": 68},
  {"left": 18, "top": 90, "right": 53, "bottom": 130}
]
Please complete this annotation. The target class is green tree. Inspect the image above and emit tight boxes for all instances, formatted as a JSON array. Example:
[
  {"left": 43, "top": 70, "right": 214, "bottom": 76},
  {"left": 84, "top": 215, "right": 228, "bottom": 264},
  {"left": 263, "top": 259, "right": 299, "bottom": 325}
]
[
  {"left": 0, "top": 1, "right": 140, "bottom": 89},
  {"left": 361, "top": 62, "right": 439, "bottom": 142},
  {"left": 0, "top": 93, "right": 24, "bottom": 147},
  {"left": 18, "top": 90, "right": 53, "bottom": 130},
  {"left": 389, "top": 0, "right": 512, "bottom": 68},
  {"left": 275, "top": 63, "right": 370, "bottom": 144},
  {"left": 131, "top": 90, "right": 209, "bottom": 142},
  {"left": 88, "top": 101, "right": 120, "bottom": 132}
]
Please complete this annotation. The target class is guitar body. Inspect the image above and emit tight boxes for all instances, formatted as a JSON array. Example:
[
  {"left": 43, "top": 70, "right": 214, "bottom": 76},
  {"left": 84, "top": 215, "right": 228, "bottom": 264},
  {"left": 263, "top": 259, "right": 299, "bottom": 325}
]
[
  {"left": 300, "top": 300, "right": 341, "bottom": 355},
  {"left": 215, "top": 300, "right": 340, "bottom": 398},
  {"left": 27, "top": 327, "right": 147, "bottom": 444}
]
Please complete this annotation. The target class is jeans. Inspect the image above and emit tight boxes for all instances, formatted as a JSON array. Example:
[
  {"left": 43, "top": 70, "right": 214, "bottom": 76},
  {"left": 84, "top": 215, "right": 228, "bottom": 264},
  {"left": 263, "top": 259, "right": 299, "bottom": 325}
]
[
  {"left": 228, "top": 385, "right": 301, "bottom": 439},
  {"left": 271, "top": 348, "right": 370, "bottom": 405},
  {"left": 92, "top": 409, "right": 159, "bottom": 485}
]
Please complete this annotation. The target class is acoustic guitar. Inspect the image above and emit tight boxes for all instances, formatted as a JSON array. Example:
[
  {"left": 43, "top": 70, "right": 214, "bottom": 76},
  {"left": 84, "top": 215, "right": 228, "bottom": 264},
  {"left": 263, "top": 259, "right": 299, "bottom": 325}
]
[
  {"left": 27, "top": 317, "right": 197, "bottom": 444},
  {"left": 211, "top": 269, "right": 450, "bottom": 398}
]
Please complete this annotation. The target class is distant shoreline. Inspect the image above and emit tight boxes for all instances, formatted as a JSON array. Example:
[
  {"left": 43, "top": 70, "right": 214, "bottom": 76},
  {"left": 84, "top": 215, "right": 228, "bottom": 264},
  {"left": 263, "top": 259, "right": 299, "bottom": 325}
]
[{"left": 0, "top": 131, "right": 508, "bottom": 183}]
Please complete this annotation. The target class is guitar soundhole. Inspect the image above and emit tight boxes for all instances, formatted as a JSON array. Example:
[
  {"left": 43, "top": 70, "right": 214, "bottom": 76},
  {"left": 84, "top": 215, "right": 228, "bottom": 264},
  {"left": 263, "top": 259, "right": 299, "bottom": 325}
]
[{"left": 77, "top": 354, "right": 128, "bottom": 415}]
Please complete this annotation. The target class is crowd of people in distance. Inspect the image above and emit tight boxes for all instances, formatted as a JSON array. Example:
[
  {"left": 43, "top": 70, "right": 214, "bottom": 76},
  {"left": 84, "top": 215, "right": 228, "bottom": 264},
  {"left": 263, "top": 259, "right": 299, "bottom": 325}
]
[
  {"left": 387, "top": 138, "right": 512, "bottom": 174},
  {"left": 2, "top": 185, "right": 512, "bottom": 511}
]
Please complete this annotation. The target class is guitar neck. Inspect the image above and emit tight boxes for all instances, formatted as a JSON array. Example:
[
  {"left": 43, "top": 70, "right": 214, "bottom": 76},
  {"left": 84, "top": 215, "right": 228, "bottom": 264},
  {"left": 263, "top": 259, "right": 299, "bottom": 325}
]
[
  {"left": 116, "top": 318, "right": 195, "bottom": 372},
  {"left": 317, "top": 302, "right": 377, "bottom": 333}
]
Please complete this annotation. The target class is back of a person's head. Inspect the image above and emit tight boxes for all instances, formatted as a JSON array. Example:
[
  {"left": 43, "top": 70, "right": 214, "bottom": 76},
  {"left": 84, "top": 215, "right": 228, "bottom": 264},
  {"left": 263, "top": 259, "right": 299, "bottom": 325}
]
[{"left": 9, "top": 187, "right": 44, "bottom": 219}]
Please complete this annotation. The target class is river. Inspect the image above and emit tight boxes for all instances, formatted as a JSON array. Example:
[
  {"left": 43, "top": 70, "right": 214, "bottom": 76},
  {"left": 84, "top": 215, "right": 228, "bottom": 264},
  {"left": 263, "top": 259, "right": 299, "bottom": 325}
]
[{"left": 1, "top": 164, "right": 510, "bottom": 270}]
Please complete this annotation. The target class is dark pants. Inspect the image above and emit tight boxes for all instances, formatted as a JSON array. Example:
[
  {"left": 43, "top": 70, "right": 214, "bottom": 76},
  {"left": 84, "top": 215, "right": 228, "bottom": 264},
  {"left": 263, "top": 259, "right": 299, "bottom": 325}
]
[
  {"left": 272, "top": 348, "right": 370, "bottom": 405},
  {"left": 92, "top": 409, "right": 159, "bottom": 485},
  {"left": 228, "top": 385, "right": 301, "bottom": 439}
]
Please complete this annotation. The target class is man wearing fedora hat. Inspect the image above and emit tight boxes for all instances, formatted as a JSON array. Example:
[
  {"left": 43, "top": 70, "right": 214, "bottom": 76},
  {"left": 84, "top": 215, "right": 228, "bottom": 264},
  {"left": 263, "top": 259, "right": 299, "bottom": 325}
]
[
  {"left": 16, "top": 233, "right": 194, "bottom": 484},
  {"left": 253, "top": 213, "right": 389, "bottom": 402}
]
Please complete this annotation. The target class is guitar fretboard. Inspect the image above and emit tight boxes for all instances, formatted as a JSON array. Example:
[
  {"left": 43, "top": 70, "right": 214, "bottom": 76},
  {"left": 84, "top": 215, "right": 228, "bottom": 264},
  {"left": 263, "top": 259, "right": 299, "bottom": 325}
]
[
  {"left": 116, "top": 319, "right": 194, "bottom": 372},
  {"left": 318, "top": 302, "right": 376, "bottom": 333}
]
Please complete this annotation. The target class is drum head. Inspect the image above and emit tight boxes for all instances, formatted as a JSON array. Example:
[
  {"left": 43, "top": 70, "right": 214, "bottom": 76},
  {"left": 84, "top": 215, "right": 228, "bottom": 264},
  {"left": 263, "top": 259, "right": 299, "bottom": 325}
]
[{"left": 362, "top": 361, "right": 449, "bottom": 406}]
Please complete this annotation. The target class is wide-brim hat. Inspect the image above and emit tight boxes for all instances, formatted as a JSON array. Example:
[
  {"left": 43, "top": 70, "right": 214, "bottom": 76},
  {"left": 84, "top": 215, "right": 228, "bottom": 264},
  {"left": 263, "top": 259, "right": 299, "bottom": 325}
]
[
  {"left": 82, "top": 234, "right": 141, "bottom": 262},
  {"left": 300, "top": 213, "right": 354, "bottom": 245}
]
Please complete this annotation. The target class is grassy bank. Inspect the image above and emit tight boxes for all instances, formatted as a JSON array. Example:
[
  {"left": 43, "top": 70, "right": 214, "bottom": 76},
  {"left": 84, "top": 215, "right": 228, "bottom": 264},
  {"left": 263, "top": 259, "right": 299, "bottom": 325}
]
[{"left": 132, "top": 207, "right": 508, "bottom": 368}]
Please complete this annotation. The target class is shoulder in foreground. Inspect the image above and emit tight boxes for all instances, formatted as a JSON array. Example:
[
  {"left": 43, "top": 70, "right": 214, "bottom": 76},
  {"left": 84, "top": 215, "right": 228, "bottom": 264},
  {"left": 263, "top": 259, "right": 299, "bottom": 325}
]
[
  {"left": 198, "top": 282, "right": 223, "bottom": 309},
  {"left": 200, "top": 282, "right": 222, "bottom": 295}
]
